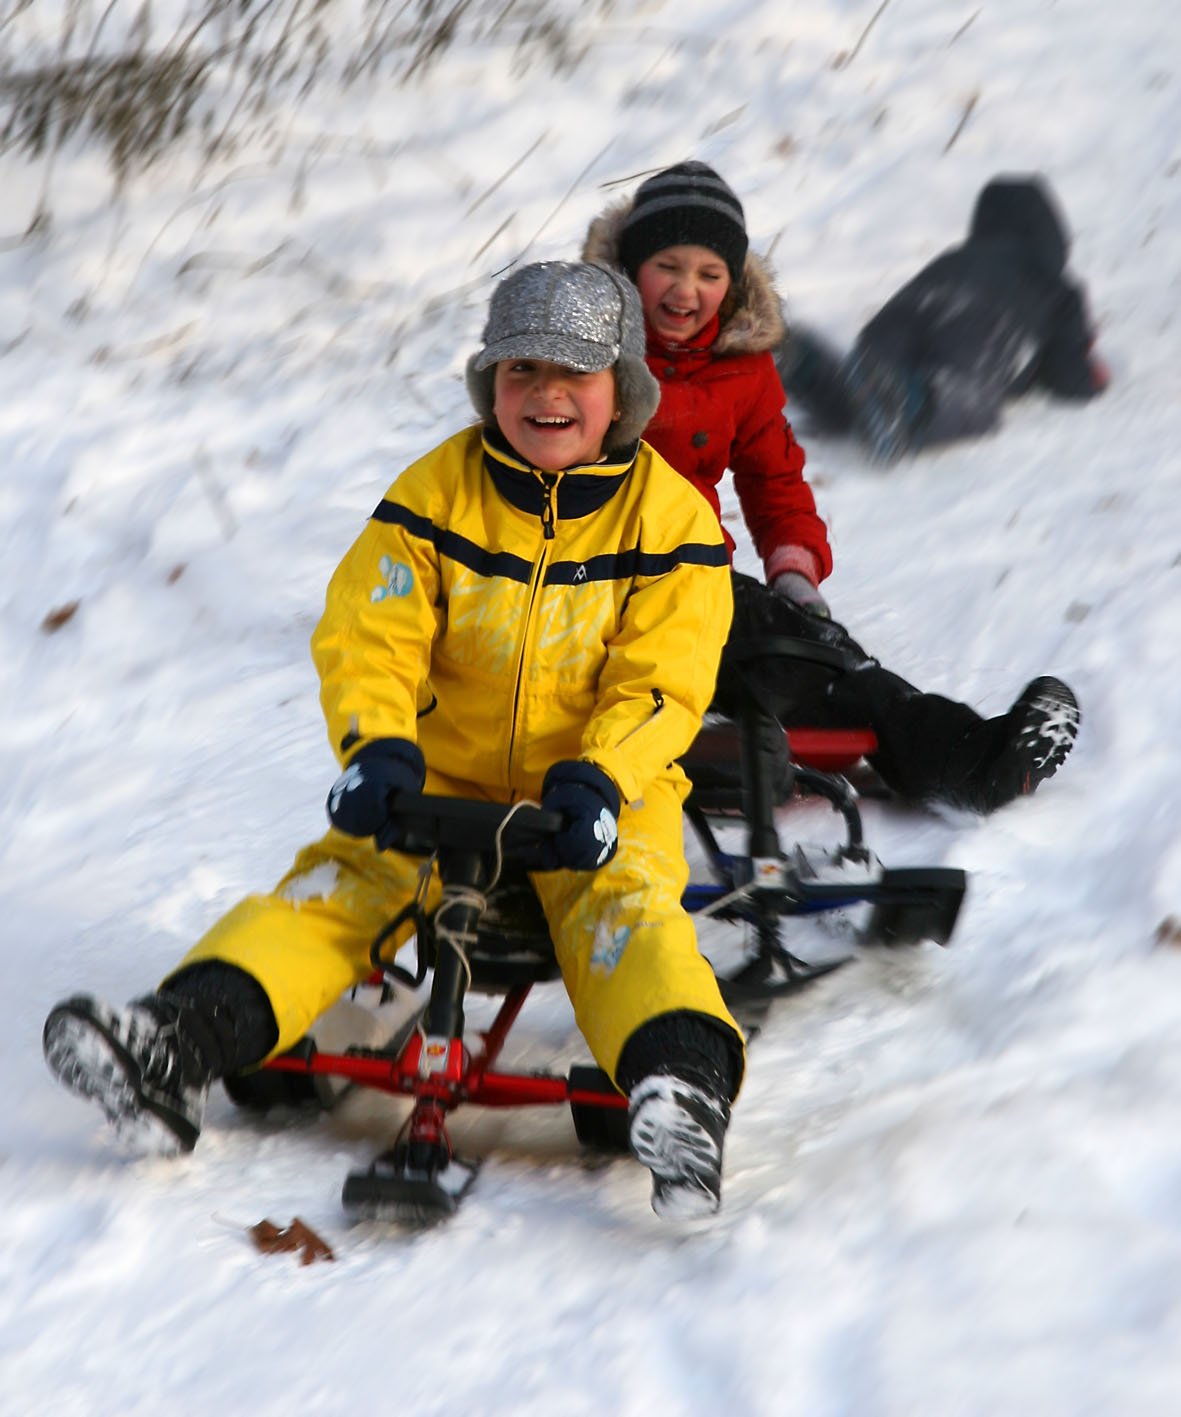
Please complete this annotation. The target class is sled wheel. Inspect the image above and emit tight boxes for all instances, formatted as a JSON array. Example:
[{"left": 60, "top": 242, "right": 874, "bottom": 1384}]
[{"left": 569, "top": 1065, "right": 632, "bottom": 1154}]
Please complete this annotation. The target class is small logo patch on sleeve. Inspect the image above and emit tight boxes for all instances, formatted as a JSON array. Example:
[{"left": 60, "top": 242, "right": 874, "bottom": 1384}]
[
  {"left": 590, "top": 923, "right": 630, "bottom": 976},
  {"left": 371, "top": 555, "right": 414, "bottom": 602}
]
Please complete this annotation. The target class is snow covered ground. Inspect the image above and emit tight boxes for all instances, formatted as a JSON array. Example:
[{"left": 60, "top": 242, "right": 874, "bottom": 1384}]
[{"left": 2, "top": 0, "right": 1180, "bottom": 1412}]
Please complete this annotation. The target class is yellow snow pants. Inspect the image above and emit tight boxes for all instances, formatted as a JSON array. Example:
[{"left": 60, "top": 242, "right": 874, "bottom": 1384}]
[{"left": 168, "top": 772, "right": 743, "bottom": 1089}]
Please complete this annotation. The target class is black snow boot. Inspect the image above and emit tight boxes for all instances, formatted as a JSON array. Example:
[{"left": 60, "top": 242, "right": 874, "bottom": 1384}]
[
  {"left": 43, "top": 993, "right": 219, "bottom": 1155},
  {"left": 627, "top": 1074, "right": 730, "bottom": 1220},
  {"left": 960, "top": 676, "right": 1081, "bottom": 813}
]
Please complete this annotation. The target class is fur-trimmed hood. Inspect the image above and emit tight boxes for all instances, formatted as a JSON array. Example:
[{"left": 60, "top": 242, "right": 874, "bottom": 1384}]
[{"left": 582, "top": 196, "right": 785, "bottom": 356}]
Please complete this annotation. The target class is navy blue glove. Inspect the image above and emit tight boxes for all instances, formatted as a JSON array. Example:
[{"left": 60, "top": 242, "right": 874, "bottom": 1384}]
[
  {"left": 540, "top": 760, "right": 620, "bottom": 871},
  {"left": 326, "top": 738, "right": 426, "bottom": 851}
]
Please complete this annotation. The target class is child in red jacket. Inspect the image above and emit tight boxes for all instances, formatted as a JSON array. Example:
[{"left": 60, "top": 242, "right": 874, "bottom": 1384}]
[{"left": 584, "top": 161, "right": 1079, "bottom": 811}]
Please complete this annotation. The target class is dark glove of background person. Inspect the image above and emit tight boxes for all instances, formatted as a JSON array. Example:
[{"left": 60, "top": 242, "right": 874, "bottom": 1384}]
[
  {"left": 326, "top": 737, "right": 426, "bottom": 850},
  {"left": 770, "top": 570, "right": 832, "bottom": 619},
  {"left": 540, "top": 760, "right": 620, "bottom": 870}
]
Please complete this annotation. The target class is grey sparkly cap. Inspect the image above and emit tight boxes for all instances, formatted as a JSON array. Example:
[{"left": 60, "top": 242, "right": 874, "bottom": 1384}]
[
  {"left": 466, "top": 261, "right": 661, "bottom": 450},
  {"left": 473, "top": 260, "right": 646, "bottom": 372}
]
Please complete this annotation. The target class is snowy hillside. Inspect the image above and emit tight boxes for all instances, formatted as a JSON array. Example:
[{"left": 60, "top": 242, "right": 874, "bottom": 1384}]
[{"left": 2, "top": 1, "right": 1180, "bottom": 1413}]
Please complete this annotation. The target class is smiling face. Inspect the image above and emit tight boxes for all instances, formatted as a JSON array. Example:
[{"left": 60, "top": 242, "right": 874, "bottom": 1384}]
[
  {"left": 492, "top": 359, "right": 618, "bottom": 470},
  {"left": 635, "top": 244, "right": 733, "bottom": 344}
]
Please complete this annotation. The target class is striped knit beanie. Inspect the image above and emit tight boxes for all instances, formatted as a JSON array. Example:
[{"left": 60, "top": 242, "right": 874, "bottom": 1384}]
[{"left": 617, "top": 161, "right": 748, "bottom": 283}]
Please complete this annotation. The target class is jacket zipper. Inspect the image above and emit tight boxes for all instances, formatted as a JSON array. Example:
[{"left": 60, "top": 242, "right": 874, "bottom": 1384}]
[
  {"left": 506, "top": 471, "right": 559, "bottom": 782},
  {"left": 614, "top": 687, "right": 666, "bottom": 747},
  {"left": 539, "top": 472, "right": 557, "bottom": 541}
]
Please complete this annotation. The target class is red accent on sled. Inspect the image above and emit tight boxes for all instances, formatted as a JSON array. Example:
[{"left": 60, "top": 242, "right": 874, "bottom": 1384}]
[
  {"left": 263, "top": 983, "right": 629, "bottom": 1114},
  {"left": 786, "top": 727, "right": 878, "bottom": 772}
]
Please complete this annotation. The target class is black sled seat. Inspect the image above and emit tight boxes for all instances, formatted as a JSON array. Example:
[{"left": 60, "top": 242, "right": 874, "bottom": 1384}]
[
  {"left": 710, "top": 630, "right": 880, "bottom": 777},
  {"left": 679, "top": 630, "right": 865, "bottom": 817},
  {"left": 717, "top": 574, "right": 884, "bottom": 773}
]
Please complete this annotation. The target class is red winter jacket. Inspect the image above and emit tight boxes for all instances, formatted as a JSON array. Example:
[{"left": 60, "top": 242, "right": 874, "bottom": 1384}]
[
  {"left": 642, "top": 316, "right": 832, "bottom": 585},
  {"left": 583, "top": 197, "right": 832, "bottom": 587}
]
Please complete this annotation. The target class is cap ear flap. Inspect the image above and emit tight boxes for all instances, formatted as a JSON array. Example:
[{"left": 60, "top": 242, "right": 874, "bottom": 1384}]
[
  {"left": 465, "top": 353, "right": 496, "bottom": 423},
  {"left": 609, "top": 356, "right": 661, "bottom": 448}
]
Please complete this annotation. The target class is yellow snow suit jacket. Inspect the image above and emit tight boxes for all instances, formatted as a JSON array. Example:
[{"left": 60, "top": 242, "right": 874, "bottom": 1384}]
[
  {"left": 178, "top": 424, "right": 742, "bottom": 1080},
  {"left": 311, "top": 424, "right": 733, "bottom": 805}
]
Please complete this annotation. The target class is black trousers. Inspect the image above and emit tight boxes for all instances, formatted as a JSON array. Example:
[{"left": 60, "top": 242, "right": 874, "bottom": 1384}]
[{"left": 714, "top": 573, "right": 1010, "bottom": 807}]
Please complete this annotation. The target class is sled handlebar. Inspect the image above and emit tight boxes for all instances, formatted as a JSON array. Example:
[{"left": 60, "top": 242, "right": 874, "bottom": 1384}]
[{"left": 386, "top": 791, "right": 564, "bottom": 864}]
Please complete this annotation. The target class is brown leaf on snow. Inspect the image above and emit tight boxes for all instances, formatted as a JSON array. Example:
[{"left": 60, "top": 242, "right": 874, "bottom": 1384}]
[
  {"left": 249, "top": 1217, "right": 335, "bottom": 1265},
  {"left": 41, "top": 600, "right": 80, "bottom": 632},
  {"left": 1154, "top": 916, "right": 1181, "bottom": 948}
]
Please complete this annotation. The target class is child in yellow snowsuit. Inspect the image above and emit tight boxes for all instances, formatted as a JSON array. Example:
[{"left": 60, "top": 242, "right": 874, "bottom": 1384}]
[{"left": 44, "top": 261, "right": 745, "bottom": 1219}]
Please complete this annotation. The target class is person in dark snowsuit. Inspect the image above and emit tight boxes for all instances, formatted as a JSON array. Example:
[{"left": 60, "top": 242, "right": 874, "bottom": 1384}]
[
  {"left": 778, "top": 175, "right": 1109, "bottom": 463},
  {"left": 584, "top": 161, "right": 1081, "bottom": 812}
]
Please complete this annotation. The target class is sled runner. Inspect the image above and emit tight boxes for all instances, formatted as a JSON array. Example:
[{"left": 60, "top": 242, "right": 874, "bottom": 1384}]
[{"left": 226, "top": 704, "right": 965, "bottom": 1225}]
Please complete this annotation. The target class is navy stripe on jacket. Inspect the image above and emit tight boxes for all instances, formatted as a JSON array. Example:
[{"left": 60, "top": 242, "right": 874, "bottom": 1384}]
[{"left": 370, "top": 497, "right": 728, "bottom": 585}]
